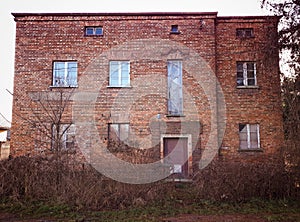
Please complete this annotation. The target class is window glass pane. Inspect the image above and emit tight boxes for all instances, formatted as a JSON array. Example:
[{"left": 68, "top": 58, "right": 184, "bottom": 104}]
[
  {"left": 236, "top": 29, "right": 243, "bottom": 37},
  {"left": 53, "top": 62, "right": 65, "bottom": 86},
  {"left": 240, "top": 140, "right": 248, "bottom": 149},
  {"left": 109, "top": 124, "right": 119, "bottom": 141},
  {"left": 121, "top": 62, "right": 130, "bottom": 86},
  {"left": 168, "top": 61, "right": 183, "bottom": 115},
  {"left": 250, "top": 140, "right": 259, "bottom": 149},
  {"left": 239, "top": 132, "right": 248, "bottom": 141},
  {"left": 239, "top": 124, "right": 247, "bottom": 133},
  {"left": 245, "top": 29, "right": 253, "bottom": 37},
  {"left": 237, "top": 63, "right": 243, "bottom": 72},
  {"left": 247, "top": 79, "right": 255, "bottom": 86},
  {"left": 171, "top": 25, "right": 178, "bottom": 32},
  {"left": 120, "top": 124, "right": 129, "bottom": 141},
  {"left": 67, "top": 62, "right": 78, "bottom": 86},
  {"left": 109, "top": 62, "right": 119, "bottom": 86},
  {"left": 250, "top": 132, "right": 258, "bottom": 141},
  {"left": 65, "top": 125, "right": 75, "bottom": 149},
  {"left": 249, "top": 124, "right": 258, "bottom": 132},
  {"left": 247, "top": 70, "right": 255, "bottom": 78},
  {"left": 86, "top": 27, "right": 94, "bottom": 35},
  {"left": 247, "top": 63, "right": 255, "bottom": 71},
  {"left": 95, "top": 27, "right": 103, "bottom": 35},
  {"left": 239, "top": 124, "right": 248, "bottom": 149}
]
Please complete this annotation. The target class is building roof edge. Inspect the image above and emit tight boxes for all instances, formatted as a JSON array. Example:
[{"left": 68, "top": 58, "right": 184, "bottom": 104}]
[{"left": 11, "top": 12, "right": 219, "bottom": 18}]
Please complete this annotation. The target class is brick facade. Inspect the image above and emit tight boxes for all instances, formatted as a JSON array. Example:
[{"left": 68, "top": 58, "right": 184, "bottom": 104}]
[{"left": 11, "top": 12, "right": 283, "bottom": 179}]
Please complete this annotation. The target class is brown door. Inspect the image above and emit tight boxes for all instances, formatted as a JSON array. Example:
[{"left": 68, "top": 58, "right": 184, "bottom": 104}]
[{"left": 163, "top": 137, "right": 188, "bottom": 178}]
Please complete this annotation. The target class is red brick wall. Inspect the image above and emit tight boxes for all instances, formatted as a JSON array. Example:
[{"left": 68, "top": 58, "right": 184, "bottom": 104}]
[
  {"left": 11, "top": 13, "right": 283, "bottom": 166},
  {"left": 216, "top": 17, "right": 283, "bottom": 162}
]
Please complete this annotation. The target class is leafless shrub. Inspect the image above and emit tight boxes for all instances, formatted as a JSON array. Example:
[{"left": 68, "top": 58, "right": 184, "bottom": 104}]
[
  {"left": 193, "top": 160, "right": 299, "bottom": 201},
  {"left": 0, "top": 156, "right": 166, "bottom": 210}
]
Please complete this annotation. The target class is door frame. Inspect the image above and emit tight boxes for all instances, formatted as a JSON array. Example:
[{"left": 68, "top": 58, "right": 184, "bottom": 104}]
[{"left": 160, "top": 134, "right": 192, "bottom": 179}]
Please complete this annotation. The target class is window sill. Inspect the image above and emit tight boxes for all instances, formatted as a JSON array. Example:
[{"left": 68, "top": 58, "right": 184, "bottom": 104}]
[
  {"left": 237, "top": 85, "right": 259, "bottom": 89},
  {"left": 166, "top": 114, "right": 185, "bottom": 117},
  {"left": 164, "top": 178, "right": 193, "bottom": 183},
  {"left": 107, "top": 86, "right": 132, "bottom": 88},
  {"left": 236, "top": 36, "right": 255, "bottom": 39},
  {"left": 49, "top": 85, "right": 78, "bottom": 89},
  {"left": 170, "top": 31, "right": 181, "bottom": 34},
  {"left": 238, "top": 148, "right": 263, "bottom": 152},
  {"left": 84, "top": 34, "right": 103, "bottom": 37}
]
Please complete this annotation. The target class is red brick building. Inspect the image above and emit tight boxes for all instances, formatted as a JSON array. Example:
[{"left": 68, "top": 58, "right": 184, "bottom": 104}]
[{"left": 11, "top": 12, "right": 283, "bottom": 181}]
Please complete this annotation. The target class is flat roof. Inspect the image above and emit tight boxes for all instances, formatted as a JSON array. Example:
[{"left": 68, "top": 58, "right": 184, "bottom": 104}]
[{"left": 12, "top": 12, "right": 219, "bottom": 17}]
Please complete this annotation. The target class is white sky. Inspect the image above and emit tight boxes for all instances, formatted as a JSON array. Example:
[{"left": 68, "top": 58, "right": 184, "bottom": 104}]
[{"left": 0, "top": 0, "right": 268, "bottom": 122}]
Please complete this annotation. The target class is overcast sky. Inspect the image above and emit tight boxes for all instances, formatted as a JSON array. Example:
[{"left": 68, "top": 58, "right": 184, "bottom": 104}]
[{"left": 0, "top": 0, "right": 268, "bottom": 122}]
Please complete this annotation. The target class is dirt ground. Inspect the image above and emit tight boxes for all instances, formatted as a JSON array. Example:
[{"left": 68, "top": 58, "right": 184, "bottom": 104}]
[
  {"left": 0, "top": 213, "right": 269, "bottom": 222},
  {"left": 162, "top": 214, "right": 268, "bottom": 222}
]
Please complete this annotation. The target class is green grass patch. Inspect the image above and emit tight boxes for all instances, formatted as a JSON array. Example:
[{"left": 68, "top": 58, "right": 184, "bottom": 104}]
[{"left": 0, "top": 198, "right": 299, "bottom": 221}]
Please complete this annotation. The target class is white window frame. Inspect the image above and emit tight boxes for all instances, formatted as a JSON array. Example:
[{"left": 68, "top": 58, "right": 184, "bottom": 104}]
[
  {"left": 109, "top": 61, "right": 130, "bottom": 87},
  {"left": 52, "top": 124, "right": 76, "bottom": 150},
  {"left": 239, "top": 124, "right": 260, "bottom": 150},
  {"left": 108, "top": 123, "right": 130, "bottom": 142},
  {"left": 85, "top": 27, "right": 103, "bottom": 36},
  {"left": 237, "top": 62, "right": 257, "bottom": 87},
  {"left": 52, "top": 61, "right": 78, "bottom": 87}
]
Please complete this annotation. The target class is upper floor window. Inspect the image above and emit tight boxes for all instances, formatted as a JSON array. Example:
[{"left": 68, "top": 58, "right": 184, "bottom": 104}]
[
  {"left": 239, "top": 124, "right": 260, "bottom": 150},
  {"left": 237, "top": 62, "right": 257, "bottom": 87},
  {"left": 236, "top": 28, "right": 254, "bottom": 38},
  {"left": 53, "top": 61, "right": 78, "bottom": 87},
  {"left": 109, "top": 61, "right": 130, "bottom": 87},
  {"left": 168, "top": 60, "right": 183, "bottom": 116},
  {"left": 170, "top": 25, "right": 180, "bottom": 34},
  {"left": 85, "top": 27, "right": 103, "bottom": 36}
]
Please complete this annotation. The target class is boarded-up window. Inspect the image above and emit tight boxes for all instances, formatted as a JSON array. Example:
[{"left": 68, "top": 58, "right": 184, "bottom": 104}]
[
  {"left": 239, "top": 124, "right": 260, "bottom": 149},
  {"left": 167, "top": 60, "right": 183, "bottom": 115},
  {"left": 237, "top": 62, "right": 257, "bottom": 86}
]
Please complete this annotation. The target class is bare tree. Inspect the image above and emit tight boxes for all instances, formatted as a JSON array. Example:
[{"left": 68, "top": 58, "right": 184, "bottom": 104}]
[
  {"left": 262, "top": 0, "right": 300, "bottom": 193},
  {"left": 24, "top": 89, "right": 76, "bottom": 161}
]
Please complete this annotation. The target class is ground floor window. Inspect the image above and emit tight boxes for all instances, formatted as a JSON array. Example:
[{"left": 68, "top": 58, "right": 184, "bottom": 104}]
[
  {"left": 108, "top": 123, "right": 129, "bottom": 142},
  {"left": 239, "top": 124, "right": 260, "bottom": 150},
  {"left": 51, "top": 124, "right": 76, "bottom": 151}
]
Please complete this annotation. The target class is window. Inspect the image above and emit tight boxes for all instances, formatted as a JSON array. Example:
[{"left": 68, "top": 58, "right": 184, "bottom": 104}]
[
  {"left": 170, "top": 25, "right": 179, "bottom": 33},
  {"left": 237, "top": 62, "right": 257, "bottom": 86},
  {"left": 109, "top": 61, "right": 130, "bottom": 87},
  {"left": 236, "top": 28, "right": 254, "bottom": 38},
  {"left": 239, "top": 124, "right": 260, "bottom": 150},
  {"left": 52, "top": 124, "right": 76, "bottom": 150},
  {"left": 168, "top": 60, "right": 183, "bottom": 115},
  {"left": 53, "top": 61, "right": 78, "bottom": 87},
  {"left": 85, "top": 27, "right": 103, "bottom": 36},
  {"left": 108, "top": 123, "right": 129, "bottom": 142}
]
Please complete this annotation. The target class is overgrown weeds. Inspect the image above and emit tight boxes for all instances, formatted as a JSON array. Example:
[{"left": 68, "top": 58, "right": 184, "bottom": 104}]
[{"left": 0, "top": 156, "right": 299, "bottom": 221}]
